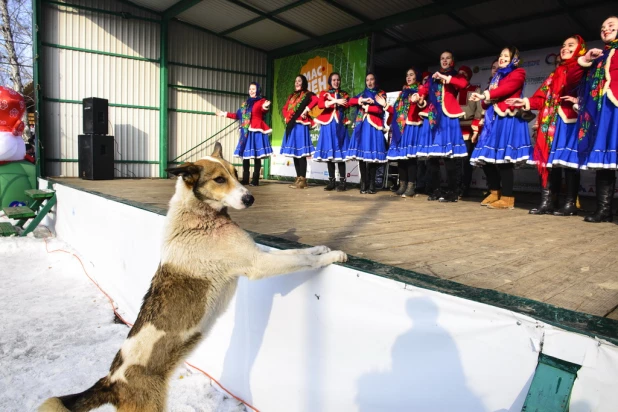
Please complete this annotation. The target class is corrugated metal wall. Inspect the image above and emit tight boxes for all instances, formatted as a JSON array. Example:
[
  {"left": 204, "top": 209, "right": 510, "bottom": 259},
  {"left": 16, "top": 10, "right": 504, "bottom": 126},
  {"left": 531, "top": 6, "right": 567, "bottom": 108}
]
[{"left": 40, "top": 0, "right": 267, "bottom": 177}]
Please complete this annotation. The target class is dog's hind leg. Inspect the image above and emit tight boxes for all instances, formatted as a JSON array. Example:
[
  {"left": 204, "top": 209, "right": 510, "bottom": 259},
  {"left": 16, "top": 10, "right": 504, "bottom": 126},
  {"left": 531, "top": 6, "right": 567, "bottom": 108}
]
[
  {"left": 242, "top": 249, "right": 347, "bottom": 280},
  {"left": 257, "top": 245, "right": 332, "bottom": 255}
]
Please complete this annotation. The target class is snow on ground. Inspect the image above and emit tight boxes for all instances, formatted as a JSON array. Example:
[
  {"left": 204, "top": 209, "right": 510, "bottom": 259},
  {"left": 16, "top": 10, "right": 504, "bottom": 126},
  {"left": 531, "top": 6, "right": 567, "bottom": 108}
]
[{"left": 0, "top": 225, "right": 247, "bottom": 412}]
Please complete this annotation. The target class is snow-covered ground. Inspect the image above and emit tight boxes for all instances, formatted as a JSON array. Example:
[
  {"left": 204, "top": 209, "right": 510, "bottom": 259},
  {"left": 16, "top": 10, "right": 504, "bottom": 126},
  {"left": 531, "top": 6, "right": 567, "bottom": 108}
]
[{"left": 0, "top": 224, "right": 247, "bottom": 412}]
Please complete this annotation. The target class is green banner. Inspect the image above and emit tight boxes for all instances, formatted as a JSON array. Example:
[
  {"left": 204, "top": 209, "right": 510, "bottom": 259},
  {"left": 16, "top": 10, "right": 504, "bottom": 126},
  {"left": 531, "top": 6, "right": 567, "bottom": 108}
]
[{"left": 271, "top": 38, "right": 369, "bottom": 146}]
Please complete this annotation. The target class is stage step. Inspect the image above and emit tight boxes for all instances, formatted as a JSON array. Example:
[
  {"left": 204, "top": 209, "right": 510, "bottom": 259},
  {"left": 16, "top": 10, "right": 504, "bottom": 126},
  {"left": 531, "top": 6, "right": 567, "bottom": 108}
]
[
  {"left": 3, "top": 206, "right": 35, "bottom": 219},
  {"left": 25, "top": 189, "right": 55, "bottom": 199},
  {"left": 0, "top": 222, "right": 16, "bottom": 237},
  {"left": 3, "top": 189, "right": 57, "bottom": 237}
]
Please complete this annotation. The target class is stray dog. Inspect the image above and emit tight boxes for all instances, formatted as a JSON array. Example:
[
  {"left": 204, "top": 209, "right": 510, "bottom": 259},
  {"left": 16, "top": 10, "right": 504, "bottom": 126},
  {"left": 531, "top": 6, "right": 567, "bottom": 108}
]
[{"left": 39, "top": 143, "right": 347, "bottom": 411}]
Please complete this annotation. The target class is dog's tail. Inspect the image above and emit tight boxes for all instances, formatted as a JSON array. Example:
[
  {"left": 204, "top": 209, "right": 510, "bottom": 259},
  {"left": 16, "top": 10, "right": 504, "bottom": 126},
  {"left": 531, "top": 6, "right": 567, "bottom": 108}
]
[{"left": 38, "top": 377, "right": 117, "bottom": 412}]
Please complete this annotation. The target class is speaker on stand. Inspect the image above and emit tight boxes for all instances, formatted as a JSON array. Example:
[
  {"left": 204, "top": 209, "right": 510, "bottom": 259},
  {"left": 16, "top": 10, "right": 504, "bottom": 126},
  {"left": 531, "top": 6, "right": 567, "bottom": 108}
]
[{"left": 79, "top": 98, "right": 114, "bottom": 180}]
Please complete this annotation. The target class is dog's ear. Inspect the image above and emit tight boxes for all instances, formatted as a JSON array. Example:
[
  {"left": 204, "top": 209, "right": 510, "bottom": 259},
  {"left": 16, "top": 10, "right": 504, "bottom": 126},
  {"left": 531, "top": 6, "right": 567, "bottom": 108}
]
[
  {"left": 165, "top": 162, "right": 202, "bottom": 184},
  {"left": 212, "top": 142, "right": 223, "bottom": 159}
]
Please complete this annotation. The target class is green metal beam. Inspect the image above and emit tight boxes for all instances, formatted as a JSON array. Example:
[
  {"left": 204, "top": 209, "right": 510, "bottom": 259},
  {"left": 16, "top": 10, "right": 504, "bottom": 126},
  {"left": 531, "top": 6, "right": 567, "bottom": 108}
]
[
  {"left": 45, "top": 158, "right": 159, "bottom": 164},
  {"left": 225, "top": 0, "right": 315, "bottom": 39},
  {"left": 263, "top": 55, "right": 274, "bottom": 179},
  {"left": 43, "top": 0, "right": 160, "bottom": 23},
  {"left": 42, "top": 42, "right": 159, "bottom": 62},
  {"left": 163, "top": 0, "right": 202, "bottom": 20},
  {"left": 169, "top": 108, "right": 215, "bottom": 115},
  {"left": 42, "top": 97, "right": 158, "bottom": 111},
  {"left": 219, "top": 0, "right": 312, "bottom": 36},
  {"left": 159, "top": 20, "right": 169, "bottom": 178},
  {"left": 169, "top": 84, "right": 246, "bottom": 97},
  {"left": 169, "top": 61, "right": 266, "bottom": 77},
  {"left": 269, "top": 0, "right": 494, "bottom": 58},
  {"left": 33, "top": 0, "right": 44, "bottom": 178},
  {"left": 115, "top": 0, "right": 162, "bottom": 16}
]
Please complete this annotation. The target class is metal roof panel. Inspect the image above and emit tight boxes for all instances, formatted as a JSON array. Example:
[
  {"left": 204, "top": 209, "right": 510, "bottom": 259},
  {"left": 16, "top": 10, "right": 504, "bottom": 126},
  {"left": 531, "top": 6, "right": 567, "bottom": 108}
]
[
  {"left": 390, "top": 14, "right": 466, "bottom": 41},
  {"left": 227, "top": 19, "right": 310, "bottom": 50},
  {"left": 177, "top": 0, "right": 260, "bottom": 33},
  {"left": 455, "top": 0, "right": 561, "bottom": 26},
  {"left": 123, "top": 0, "right": 179, "bottom": 12},
  {"left": 277, "top": 0, "right": 362, "bottom": 36},
  {"left": 239, "top": 0, "right": 304, "bottom": 13},
  {"left": 332, "top": 0, "right": 433, "bottom": 21}
]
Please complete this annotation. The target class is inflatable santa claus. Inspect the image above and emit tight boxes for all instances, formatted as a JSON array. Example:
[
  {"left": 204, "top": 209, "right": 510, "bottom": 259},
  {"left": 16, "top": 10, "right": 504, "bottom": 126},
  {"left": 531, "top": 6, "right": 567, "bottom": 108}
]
[{"left": 0, "top": 86, "right": 26, "bottom": 163}]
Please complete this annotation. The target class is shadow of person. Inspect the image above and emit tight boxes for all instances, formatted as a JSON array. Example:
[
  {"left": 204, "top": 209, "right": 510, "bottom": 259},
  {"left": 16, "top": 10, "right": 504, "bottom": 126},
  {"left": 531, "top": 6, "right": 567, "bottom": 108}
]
[
  {"left": 356, "top": 296, "right": 486, "bottom": 412},
  {"left": 218, "top": 268, "right": 311, "bottom": 403}
]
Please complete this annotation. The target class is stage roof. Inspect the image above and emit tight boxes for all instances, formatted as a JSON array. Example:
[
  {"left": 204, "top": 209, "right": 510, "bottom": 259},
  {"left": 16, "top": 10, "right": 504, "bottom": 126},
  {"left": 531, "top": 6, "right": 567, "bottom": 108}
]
[{"left": 132, "top": 0, "right": 613, "bottom": 66}]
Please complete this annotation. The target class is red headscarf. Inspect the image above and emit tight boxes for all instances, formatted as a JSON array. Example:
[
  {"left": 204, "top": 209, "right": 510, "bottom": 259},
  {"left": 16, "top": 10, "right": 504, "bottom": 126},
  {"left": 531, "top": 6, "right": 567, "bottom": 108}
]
[{"left": 533, "top": 35, "right": 586, "bottom": 187}]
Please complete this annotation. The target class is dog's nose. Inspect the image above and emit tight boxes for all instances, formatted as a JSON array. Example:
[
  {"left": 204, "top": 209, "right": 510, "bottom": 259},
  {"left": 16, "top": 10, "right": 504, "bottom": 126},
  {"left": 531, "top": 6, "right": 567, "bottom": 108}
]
[{"left": 242, "top": 193, "right": 254, "bottom": 207}]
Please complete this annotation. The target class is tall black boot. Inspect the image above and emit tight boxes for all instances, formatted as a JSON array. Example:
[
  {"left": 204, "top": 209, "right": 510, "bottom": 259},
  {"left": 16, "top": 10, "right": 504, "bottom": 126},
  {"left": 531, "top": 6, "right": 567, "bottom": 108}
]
[
  {"left": 336, "top": 177, "right": 347, "bottom": 192},
  {"left": 250, "top": 159, "right": 261, "bottom": 186},
  {"left": 554, "top": 170, "right": 579, "bottom": 216},
  {"left": 241, "top": 159, "right": 250, "bottom": 185},
  {"left": 584, "top": 171, "right": 615, "bottom": 223},
  {"left": 529, "top": 176, "right": 553, "bottom": 215},
  {"left": 367, "top": 164, "right": 377, "bottom": 194},
  {"left": 324, "top": 177, "right": 336, "bottom": 191}
]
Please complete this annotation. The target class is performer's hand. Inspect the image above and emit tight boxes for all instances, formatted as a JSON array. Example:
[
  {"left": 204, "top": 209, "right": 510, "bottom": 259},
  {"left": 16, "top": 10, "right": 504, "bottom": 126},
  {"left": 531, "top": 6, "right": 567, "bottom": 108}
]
[
  {"left": 361, "top": 104, "right": 369, "bottom": 112},
  {"left": 471, "top": 133, "right": 478, "bottom": 143},
  {"left": 585, "top": 48, "right": 603, "bottom": 62},
  {"left": 375, "top": 94, "right": 387, "bottom": 108},
  {"left": 469, "top": 92, "right": 484, "bottom": 102},
  {"left": 301, "top": 107, "right": 310, "bottom": 119},
  {"left": 326, "top": 94, "right": 335, "bottom": 101},
  {"left": 505, "top": 98, "right": 524, "bottom": 107},
  {"left": 216, "top": 110, "right": 225, "bottom": 117},
  {"left": 410, "top": 94, "right": 420, "bottom": 103},
  {"left": 337, "top": 98, "right": 348, "bottom": 106},
  {"left": 362, "top": 97, "right": 375, "bottom": 105},
  {"left": 560, "top": 96, "right": 577, "bottom": 104},
  {"left": 263, "top": 100, "right": 271, "bottom": 109},
  {"left": 432, "top": 72, "right": 447, "bottom": 82}
]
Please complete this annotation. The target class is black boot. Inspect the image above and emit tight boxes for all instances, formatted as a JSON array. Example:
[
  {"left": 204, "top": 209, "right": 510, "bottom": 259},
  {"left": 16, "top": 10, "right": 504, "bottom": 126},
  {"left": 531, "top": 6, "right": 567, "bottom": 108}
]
[
  {"left": 324, "top": 177, "right": 336, "bottom": 191},
  {"left": 336, "top": 178, "right": 347, "bottom": 192},
  {"left": 427, "top": 189, "right": 442, "bottom": 201},
  {"left": 360, "top": 181, "right": 367, "bottom": 194},
  {"left": 438, "top": 191, "right": 458, "bottom": 202},
  {"left": 395, "top": 180, "right": 408, "bottom": 196},
  {"left": 584, "top": 173, "right": 615, "bottom": 223},
  {"left": 241, "top": 169, "right": 250, "bottom": 185},
  {"left": 250, "top": 165, "right": 261, "bottom": 186},
  {"left": 402, "top": 182, "right": 416, "bottom": 197},
  {"left": 367, "top": 165, "right": 377, "bottom": 194},
  {"left": 554, "top": 170, "right": 579, "bottom": 216},
  {"left": 529, "top": 188, "right": 553, "bottom": 215}
]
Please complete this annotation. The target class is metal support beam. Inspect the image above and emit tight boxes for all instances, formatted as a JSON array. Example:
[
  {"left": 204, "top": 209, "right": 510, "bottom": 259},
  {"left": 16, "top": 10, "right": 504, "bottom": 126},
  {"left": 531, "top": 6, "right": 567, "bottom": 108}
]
[
  {"left": 159, "top": 20, "right": 169, "bottom": 178},
  {"left": 269, "top": 0, "right": 494, "bottom": 58},
  {"left": 163, "top": 0, "right": 202, "bottom": 20},
  {"left": 225, "top": 0, "right": 315, "bottom": 39},
  {"left": 33, "top": 0, "right": 44, "bottom": 178}
]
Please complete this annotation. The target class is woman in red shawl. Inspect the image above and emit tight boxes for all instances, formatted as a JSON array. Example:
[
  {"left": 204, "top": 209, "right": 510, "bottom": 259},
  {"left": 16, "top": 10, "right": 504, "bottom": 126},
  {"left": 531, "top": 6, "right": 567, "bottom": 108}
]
[{"left": 507, "top": 35, "right": 587, "bottom": 216}]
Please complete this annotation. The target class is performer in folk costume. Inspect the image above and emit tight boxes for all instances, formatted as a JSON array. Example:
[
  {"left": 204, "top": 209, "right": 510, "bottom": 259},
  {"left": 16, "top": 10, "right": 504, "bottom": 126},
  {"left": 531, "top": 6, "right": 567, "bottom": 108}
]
[
  {"left": 507, "top": 35, "right": 587, "bottom": 216},
  {"left": 0, "top": 86, "right": 27, "bottom": 164},
  {"left": 346, "top": 73, "right": 389, "bottom": 194},
  {"left": 314, "top": 72, "right": 350, "bottom": 192},
  {"left": 414, "top": 71, "right": 433, "bottom": 195},
  {"left": 413, "top": 50, "right": 469, "bottom": 203},
  {"left": 470, "top": 46, "right": 532, "bottom": 210},
  {"left": 217, "top": 82, "right": 272, "bottom": 186},
  {"left": 386, "top": 68, "right": 426, "bottom": 197},
  {"left": 281, "top": 74, "right": 319, "bottom": 189},
  {"left": 456, "top": 65, "right": 484, "bottom": 198},
  {"left": 574, "top": 16, "right": 618, "bottom": 223}
]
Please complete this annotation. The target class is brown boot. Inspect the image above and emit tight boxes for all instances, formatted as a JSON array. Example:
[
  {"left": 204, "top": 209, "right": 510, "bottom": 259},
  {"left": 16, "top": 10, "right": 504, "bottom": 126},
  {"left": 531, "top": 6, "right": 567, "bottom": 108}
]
[
  {"left": 480, "top": 190, "right": 501, "bottom": 206},
  {"left": 487, "top": 196, "right": 515, "bottom": 209},
  {"left": 297, "top": 176, "right": 308, "bottom": 189},
  {"left": 289, "top": 177, "right": 300, "bottom": 188}
]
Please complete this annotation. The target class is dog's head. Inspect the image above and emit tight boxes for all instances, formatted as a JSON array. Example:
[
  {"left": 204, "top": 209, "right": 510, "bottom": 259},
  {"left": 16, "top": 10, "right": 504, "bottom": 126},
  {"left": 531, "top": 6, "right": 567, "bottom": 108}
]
[{"left": 165, "top": 143, "right": 254, "bottom": 210}]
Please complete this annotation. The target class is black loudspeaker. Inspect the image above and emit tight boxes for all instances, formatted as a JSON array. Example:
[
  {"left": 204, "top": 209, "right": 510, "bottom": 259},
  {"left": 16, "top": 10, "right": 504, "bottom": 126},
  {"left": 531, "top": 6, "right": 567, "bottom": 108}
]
[
  {"left": 78, "top": 134, "right": 114, "bottom": 180},
  {"left": 83, "top": 97, "right": 108, "bottom": 134}
]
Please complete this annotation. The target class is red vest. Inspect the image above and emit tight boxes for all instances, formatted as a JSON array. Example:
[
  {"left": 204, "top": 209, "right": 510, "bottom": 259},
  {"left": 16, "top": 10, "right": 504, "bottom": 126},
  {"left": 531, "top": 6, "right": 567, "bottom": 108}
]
[
  {"left": 418, "top": 74, "right": 468, "bottom": 118},
  {"left": 349, "top": 94, "right": 388, "bottom": 130},
  {"left": 482, "top": 68, "right": 527, "bottom": 116},
  {"left": 315, "top": 90, "right": 350, "bottom": 125}
]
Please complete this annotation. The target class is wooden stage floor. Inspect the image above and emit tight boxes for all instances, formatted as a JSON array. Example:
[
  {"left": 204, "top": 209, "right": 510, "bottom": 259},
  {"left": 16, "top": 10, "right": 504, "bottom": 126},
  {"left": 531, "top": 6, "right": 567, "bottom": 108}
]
[{"left": 50, "top": 177, "right": 618, "bottom": 322}]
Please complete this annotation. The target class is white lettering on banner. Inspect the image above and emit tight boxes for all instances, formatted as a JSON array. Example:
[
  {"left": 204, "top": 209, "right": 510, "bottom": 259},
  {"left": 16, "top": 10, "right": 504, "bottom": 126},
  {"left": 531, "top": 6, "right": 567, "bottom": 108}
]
[{"left": 318, "top": 76, "right": 327, "bottom": 90}]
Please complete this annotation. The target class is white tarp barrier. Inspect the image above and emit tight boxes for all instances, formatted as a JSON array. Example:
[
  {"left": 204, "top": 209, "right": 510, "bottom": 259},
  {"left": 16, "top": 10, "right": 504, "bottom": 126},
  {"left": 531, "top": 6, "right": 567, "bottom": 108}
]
[{"left": 42, "top": 180, "right": 618, "bottom": 411}]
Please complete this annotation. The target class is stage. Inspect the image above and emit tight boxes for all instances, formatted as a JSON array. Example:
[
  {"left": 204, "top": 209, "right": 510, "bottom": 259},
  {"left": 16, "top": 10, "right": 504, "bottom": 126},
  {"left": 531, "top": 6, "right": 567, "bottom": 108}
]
[{"left": 49, "top": 177, "right": 618, "bottom": 322}]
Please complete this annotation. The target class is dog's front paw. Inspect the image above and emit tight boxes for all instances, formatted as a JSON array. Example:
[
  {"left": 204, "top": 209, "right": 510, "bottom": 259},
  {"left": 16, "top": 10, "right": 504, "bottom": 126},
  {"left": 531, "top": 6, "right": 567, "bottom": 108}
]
[
  {"left": 326, "top": 250, "right": 347, "bottom": 264},
  {"left": 310, "top": 245, "right": 331, "bottom": 255}
]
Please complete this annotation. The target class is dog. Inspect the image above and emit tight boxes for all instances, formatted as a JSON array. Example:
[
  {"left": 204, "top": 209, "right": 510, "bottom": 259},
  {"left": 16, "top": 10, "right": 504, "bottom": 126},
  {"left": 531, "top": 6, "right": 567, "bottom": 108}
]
[{"left": 39, "top": 143, "right": 347, "bottom": 411}]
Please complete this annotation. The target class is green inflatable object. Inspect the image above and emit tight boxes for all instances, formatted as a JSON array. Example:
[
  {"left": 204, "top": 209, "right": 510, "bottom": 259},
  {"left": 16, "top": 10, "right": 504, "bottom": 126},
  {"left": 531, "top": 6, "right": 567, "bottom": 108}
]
[{"left": 0, "top": 161, "right": 36, "bottom": 209}]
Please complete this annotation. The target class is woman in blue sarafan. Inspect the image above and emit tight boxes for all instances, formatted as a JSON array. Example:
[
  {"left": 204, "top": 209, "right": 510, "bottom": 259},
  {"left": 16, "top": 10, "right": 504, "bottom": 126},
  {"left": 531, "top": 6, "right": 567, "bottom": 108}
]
[
  {"left": 217, "top": 82, "right": 272, "bottom": 186},
  {"left": 313, "top": 72, "right": 351, "bottom": 191},
  {"left": 346, "top": 73, "right": 389, "bottom": 194},
  {"left": 412, "top": 50, "right": 469, "bottom": 203}
]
